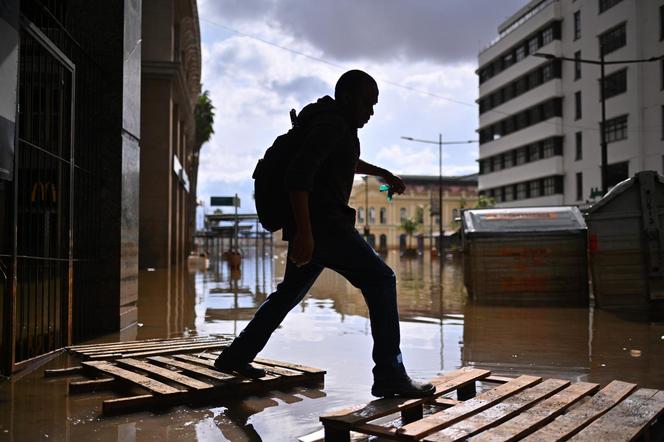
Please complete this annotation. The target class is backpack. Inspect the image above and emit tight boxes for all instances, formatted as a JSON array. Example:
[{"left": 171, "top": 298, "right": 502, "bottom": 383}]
[{"left": 252, "top": 109, "right": 302, "bottom": 232}]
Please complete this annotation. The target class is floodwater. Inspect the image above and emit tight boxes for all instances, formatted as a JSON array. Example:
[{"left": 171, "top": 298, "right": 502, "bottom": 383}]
[{"left": 1, "top": 244, "right": 664, "bottom": 441}]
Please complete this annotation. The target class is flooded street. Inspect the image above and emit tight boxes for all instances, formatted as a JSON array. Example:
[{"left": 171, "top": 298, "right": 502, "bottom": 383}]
[{"left": 1, "top": 245, "right": 664, "bottom": 441}]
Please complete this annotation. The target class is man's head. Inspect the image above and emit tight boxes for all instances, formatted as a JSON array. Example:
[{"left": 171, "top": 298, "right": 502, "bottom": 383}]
[{"left": 334, "top": 70, "right": 379, "bottom": 129}]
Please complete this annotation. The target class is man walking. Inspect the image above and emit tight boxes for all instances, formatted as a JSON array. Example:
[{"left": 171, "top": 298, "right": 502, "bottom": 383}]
[{"left": 215, "top": 70, "right": 435, "bottom": 398}]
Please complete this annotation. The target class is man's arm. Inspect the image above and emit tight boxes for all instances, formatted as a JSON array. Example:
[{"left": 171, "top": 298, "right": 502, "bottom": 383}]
[
  {"left": 356, "top": 159, "right": 406, "bottom": 194},
  {"left": 288, "top": 190, "right": 314, "bottom": 267}
]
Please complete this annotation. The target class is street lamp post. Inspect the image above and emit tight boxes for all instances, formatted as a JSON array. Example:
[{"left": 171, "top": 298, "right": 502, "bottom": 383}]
[
  {"left": 401, "top": 135, "right": 477, "bottom": 263},
  {"left": 534, "top": 52, "right": 662, "bottom": 195}
]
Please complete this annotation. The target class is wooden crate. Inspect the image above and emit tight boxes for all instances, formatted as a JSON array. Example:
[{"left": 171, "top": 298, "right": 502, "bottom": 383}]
[
  {"left": 46, "top": 343, "right": 325, "bottom": 416},
  {"left": 320, "top": 368, "right": 664, "bottom": 441}
]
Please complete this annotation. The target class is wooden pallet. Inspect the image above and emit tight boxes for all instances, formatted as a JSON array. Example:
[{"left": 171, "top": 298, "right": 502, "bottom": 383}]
[
  {"left": 66, "top": 335, "right": 234, "bottom": 360},
  {"left": 320, "top": 367, "right": 664, "bottom": 441},
  {"left": 45, "top": 348, "right": 325, "bottom": 415}
]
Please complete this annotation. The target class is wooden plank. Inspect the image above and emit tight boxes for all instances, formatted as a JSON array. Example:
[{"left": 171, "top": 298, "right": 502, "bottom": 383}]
[
  {"left": 425, "top": 379, "right": 570, "bottom": 442},
  {"left": 44, "top": 366, "right": 83, "bottom": 377},
  {"left": 90, "top": 342, "right": 228, "bottom": 359},
  {"left": 69, "top": 378, "right": 118, "bottom": 394},
  {"left": 483, "top": 376, "right": 515, "bottom": 384},
  {"left": 102, "top": 394, "right": 156, "bottom": 415},
  {"left": 82, "top": 361, "right": 185, "bottom": 395},
  {"left": 69, "top": 336, "right": 227, "bottom": 353},
  {"left": 470, "top": 382, "right": 599, "bottom": 442},
  {"left": 254, "top": 357, "right": 327, "bottom": 375},
  {"left": 569, "top": 389, "right": 664, "bottom": 441},
  {"left": 522, "top": 380, "right": 637, "bottom": 441},
  {"left": 172, "top": 354, "right": 217, "bottom": 367},
  {"left": 116, "top": 358, "right": 214, "bottom": 390},
  {"left": 73, "top": 337, "right": 224, "bottom": 356},
  {"left": 399, "top": 375, "right": 542, "bottom": 439},
  {"left": 147, "top": 356, "right": 235, "bottom": 381},
  {"left": 320, "top": 368, "right": 490, "bottom": 428}
]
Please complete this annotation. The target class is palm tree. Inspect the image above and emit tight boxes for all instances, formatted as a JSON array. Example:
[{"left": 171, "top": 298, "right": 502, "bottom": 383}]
[
  {"left": 400, "top": 217, "right": 420, "bottom": 252},
  {"left": 188, "top": 91, "right": 215, "bottom": 253}
]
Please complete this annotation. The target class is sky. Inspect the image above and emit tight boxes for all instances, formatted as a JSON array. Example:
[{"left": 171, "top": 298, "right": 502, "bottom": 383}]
[{"left": 195, "top": 0, "right": 530, "bottom": 219}]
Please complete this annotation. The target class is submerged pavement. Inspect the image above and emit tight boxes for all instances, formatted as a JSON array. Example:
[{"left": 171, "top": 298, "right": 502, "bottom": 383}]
[{"left": 1, "top": 246, "right": 663, "bottom": 441}]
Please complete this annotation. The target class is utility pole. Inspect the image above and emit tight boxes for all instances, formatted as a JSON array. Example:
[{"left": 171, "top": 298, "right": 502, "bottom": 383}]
[{"left": 401, "top": 135, "right": 477, "bottom": 266}]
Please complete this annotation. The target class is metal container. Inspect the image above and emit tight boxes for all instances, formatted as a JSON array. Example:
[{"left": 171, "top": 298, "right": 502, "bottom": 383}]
[
  {"left": 585, "top": 171, "right": 664, "bottom": 309},
  {"left": 462, "top": 207, "right": 588, "bottom": 304}
]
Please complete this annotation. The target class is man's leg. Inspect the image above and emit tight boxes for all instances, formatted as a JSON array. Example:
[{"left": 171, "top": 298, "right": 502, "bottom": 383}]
[
  {"left": 215, "top": 255, "right": 324, "bottom": 373},
  {"left": 315, "top": 229, "right": 434, "bottom": 397}
]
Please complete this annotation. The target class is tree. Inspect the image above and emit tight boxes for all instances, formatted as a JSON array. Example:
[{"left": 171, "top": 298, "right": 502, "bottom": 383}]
[
  {"left": 475, "top": 194, "right": 496, "bottom": 209},
  {"left": 188, "top": 91, "right": 215, "bottom": 252},
  {"left": 400, "top": 217, "right": 420, "bottom": 250}
]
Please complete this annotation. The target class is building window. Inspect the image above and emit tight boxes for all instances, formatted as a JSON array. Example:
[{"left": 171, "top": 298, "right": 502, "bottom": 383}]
[
  {"left": 542, "top": 138, "right": 555, "bottom": 157},
  {"left": 516, "top": 183, "right": 527, "bottom": 200},
  {"left": 504, "top": 185, "right": 514, "bottom": 202},
  {"left": 542, "top": 26, "right": 554, "bottom": 45},
  {"left": 601, "top": 68, "right": 627, "bottom": 100},
  {"left": 516, "top": 147, "right": 527, "bottom": 165},
  {"left": 602, "top": 114, "right": 628, "bottom": 143},
  {"left": 574, "top": 51, "right": 582, "bottom": 80},
  {"left": 503, "top": 53, "right": 514, "bottom": 70},
  {"left": 576, "top": 172, "right": 583, "bottom": 201},
  {"left": 492, "top": 156, "right": 502, "bottom": 171},
  {"left": 575, "top": 132, "right": 583, "bottom": 160},
  {"left": 400, "top": 207, "right": 407, "bottom": 221},
  {"left": 528, "top": 36, "right": 539, "bottom": 54},
  {"left": 380, "top": 207, "right": 387, "bottom": 224},
  {"left": 452, "top": 208, "right": 459, "bottom": 220},
  {"left": 543, "top": 177, "right": 556, "bottom": 196},
  {"left": 607, "top": 161, "right": 629, "bottom": 188},
  {"left": 369, "top": 207, "right": 376, "bottom": 224},
  {"left": 574, "top": 11, "right": 581, "bottom": 40},
  {"left": 575, "top": 91, "right": 582, "bottom": 120},
  {"left": 600, "top": 23, "right": 626, "bottom": 56},
  {"left": 504, "top": 151, "right": 514, "bottom": 168},
  {"left": 516, "top": 45, "right": 526, "bottom": 61},
  {"left": 529, "top": 180, "right": 541, "bottom": 198},
  {"left": 599, "top": 0, "right": 623, "bottom": 13},
  {"left": 529, "top": 143, "right": 541, "bottom": 162},
  {"left": 358, "top": 207, "right": 364, "bottom": 224}
]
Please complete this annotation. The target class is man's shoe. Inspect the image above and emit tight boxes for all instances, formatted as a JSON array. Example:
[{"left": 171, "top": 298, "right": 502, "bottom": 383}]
[
  {"left": 371, "top": 376, "right": 436, "bottom": 398},
  {"left": 213, "top": 355, "right": 266, "bottom": 379}
]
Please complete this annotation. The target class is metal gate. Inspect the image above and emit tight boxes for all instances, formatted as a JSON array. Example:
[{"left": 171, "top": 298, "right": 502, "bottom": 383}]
[{"left": 13, "top": 22, "right": 75, "bottom": 365}]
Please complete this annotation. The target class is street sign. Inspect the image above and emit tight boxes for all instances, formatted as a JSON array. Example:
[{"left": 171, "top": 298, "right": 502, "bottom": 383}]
[{"left": 211, "top": 196, "right": 240, "bottom": 207}]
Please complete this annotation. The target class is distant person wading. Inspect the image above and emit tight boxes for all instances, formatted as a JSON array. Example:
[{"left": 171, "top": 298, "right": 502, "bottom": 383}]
[{"left": 214, "top": 70, "right": 435, "bottom": 398}]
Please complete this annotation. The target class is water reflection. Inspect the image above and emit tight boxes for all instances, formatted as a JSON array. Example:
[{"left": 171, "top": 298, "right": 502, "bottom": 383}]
[{"left": 1, "top": 244, "right": 663, "bottom": 441}]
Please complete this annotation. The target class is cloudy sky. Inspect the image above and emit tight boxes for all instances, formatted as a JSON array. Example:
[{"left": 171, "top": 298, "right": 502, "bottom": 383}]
[{"left": 196, "top": 0, "right": 530, "bottom": 218}]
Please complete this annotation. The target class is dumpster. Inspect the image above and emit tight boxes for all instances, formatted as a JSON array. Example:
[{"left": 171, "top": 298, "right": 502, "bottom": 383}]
[
  {"left": 585, "top": 171, "right": 664, "bottom": 309},
  {"left": 462, "top": 206, "right": 588, "bottom": 304}
]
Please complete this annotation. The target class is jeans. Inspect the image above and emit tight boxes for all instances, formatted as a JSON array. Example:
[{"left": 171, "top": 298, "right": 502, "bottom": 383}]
[{"left": 221, "top": 228, "right": 407, "bottom": 381}]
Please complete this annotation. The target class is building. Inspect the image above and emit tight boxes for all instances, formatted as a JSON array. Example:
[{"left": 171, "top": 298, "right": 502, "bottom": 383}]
[
  {"left": 0, "top": 0, "right": 142, "bottom": 375},
  {"left": 348, "top": 175, "right": 478, "bottom": 251},
  {"left": 140, "top": 0, "right": 201, "bottom": 271},
  {"left": 0, "top": 0, "right": 201, "bottom": 376},
  {"left": 477, "top": 0, "right": 664, "bottom": 207}
]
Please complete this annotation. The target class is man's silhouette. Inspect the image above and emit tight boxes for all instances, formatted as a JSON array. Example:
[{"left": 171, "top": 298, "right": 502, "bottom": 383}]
[{"left": 215, "top": 70, "right": 435, "bottom": 398}]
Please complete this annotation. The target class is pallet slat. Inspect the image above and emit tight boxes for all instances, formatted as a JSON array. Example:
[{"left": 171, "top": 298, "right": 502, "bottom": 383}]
[
  {"left": 569, "top": 389, "right": 664, "bottom": 441},
  {"left": 522, "top": 380, "right": 637, "bottom": 441},
  {"left": 115, "top": 358, "right": 214, "bottom": 390},
  {"left": 320, "top": 368, "right": 490, "bottom": 429},
  {"left": 425, "top": 378, "right": 570, "bottom": 442},
  {"left": 81, "top": 361, "right": 186, "bottom": 395},
  {"left": 146, "top": 356, "right": 235, "bottom": 381},
  {"left": 399, "top": 375, "right": 542, "bottom": 439},
  {"left": 470, "top": 382, "right": 599, "bottom": 441}
]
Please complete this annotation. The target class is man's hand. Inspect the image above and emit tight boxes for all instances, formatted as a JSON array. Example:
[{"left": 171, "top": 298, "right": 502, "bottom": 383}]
[
  {"left": 382, "top": 171, "right": 406, "bottom": 195},
  {"left": 290, "top": 230, "right": 314, "bottom": 267}
]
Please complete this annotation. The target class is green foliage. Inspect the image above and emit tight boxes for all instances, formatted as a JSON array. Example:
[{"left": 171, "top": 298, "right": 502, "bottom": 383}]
[
  {"left": 475, "top": 194, "right": 496, "bottom": 208},
  {"left": 400, "top": 217, "right": 421, "bottom": 249},
  {"left": 195, "top": 90, "right": 215, "bottom": 150}
]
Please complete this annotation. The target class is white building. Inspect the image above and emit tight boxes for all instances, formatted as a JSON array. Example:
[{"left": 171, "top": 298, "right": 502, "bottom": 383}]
[{"left": 477, "top": 0, "right": 664, "bottom": 207}]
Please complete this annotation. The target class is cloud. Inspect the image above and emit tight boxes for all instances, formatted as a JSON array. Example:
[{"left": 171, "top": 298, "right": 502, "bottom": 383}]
[{"left": 200, "top": 0, "right": 531, "bottom": 64}]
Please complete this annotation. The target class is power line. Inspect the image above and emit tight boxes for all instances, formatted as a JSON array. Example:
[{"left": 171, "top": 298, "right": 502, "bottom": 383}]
[{"left": 200, "top": 17, "right": 662, "bottom": 136}]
